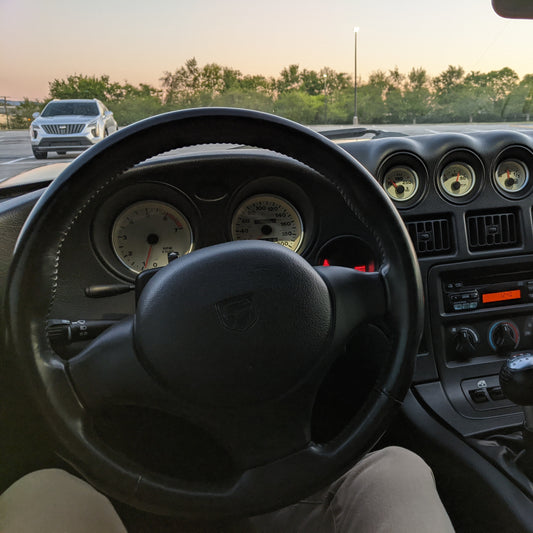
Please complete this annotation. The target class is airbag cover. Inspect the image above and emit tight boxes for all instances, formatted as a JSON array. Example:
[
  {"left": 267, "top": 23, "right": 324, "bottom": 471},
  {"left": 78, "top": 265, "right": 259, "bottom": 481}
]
[{"left": 135, "top": 241, "right": 332, "bottom": 407}]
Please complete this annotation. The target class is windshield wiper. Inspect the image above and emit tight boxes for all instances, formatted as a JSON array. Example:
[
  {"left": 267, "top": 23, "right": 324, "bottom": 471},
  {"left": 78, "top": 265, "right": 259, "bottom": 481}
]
[{"left": 318, "top": 127, "right": 407, "bottom": 140}]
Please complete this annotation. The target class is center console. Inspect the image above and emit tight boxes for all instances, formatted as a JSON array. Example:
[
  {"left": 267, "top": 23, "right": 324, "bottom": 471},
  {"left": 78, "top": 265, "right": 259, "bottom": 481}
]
[{"left": 415, "top": 255, "right": 533, "bottom": 436}]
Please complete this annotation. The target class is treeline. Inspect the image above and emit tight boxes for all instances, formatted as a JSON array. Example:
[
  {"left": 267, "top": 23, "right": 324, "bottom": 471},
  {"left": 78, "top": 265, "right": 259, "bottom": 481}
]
[{"left": 10, "top": 59, "right": 533, "bottom": 127}]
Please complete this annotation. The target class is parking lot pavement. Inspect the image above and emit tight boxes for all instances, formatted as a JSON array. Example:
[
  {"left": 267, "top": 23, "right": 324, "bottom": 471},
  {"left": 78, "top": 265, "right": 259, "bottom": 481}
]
[{"left": 0, "top": 131, "right": 75, "bottom": 181}]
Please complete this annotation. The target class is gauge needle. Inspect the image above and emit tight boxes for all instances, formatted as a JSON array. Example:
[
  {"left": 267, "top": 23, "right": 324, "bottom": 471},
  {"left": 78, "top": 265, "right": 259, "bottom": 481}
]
[
  {"left": 143, "top": 245, "right": 153, "bottom": 271},
  {"left": 456, "top": 172, "right": 460, "bottom": 182},
  {"left": 390, "top": 180, "right": 398, "bottom": 189}
]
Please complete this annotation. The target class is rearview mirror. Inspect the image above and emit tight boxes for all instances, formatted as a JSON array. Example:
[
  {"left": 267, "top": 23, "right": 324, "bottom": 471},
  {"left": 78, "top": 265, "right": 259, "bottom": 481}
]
[{"left": 492, "top": 0, "right": 533, "bottom": 18}]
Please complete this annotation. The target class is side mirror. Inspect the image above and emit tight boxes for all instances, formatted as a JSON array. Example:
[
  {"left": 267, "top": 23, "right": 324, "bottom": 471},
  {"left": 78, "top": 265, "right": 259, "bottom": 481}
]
[{"left": 32, "top": 112, "right": 40, "bottom": 119}]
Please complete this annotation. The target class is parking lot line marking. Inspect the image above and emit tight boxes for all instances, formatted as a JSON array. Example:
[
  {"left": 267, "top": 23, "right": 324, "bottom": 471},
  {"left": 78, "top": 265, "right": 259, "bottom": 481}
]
[{"left": 0, "top": 156, "right": 33, "bottom": 165}]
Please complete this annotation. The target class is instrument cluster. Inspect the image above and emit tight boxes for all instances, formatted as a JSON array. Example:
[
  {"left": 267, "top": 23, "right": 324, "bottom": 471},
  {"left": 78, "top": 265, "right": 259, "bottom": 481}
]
[
  {"left": 91, "top": 171, "right": 320, "bottom": 280},
  {"left": 89, "top": 157, "right": 382, "bottom": 282}
]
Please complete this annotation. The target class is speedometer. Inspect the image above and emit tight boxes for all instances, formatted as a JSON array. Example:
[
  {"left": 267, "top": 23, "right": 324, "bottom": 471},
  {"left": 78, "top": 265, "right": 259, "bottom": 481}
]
[
  {"left": 231, "top": 195, "right": 304, "bottom": 252},
  {"left": 111, "top": 200, "right": 193, "bottom": 273}
]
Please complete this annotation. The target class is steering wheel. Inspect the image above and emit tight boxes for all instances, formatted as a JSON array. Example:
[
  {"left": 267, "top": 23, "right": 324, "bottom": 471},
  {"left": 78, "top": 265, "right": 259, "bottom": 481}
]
[{"left": 7, "top": 108, "right": 423, "bottom": 519}]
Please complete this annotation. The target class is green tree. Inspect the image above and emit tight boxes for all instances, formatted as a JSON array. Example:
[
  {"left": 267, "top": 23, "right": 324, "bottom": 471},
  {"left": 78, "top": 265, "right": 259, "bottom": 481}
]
[
  {"left": 212, "top": 89, "right": 274, "bottom": 113},
  {"left": 111, "top": 94, "right": 164, "bottom": 126},
  {"left": 402, "top": 68, "right": 431, "bottom": 123},
  {"left": 49, "top": 74, "right": 123, "bottom": 103},
  {"left": 239, "top": 74, "right": 274, "bottom": 95},
  {"left": 358, "top": 70, "right": 388, "bottom": 123},
  {"left": 277, "top": 64, "right": 302, "bottom": 93},
  {"left": 274, "top": 91, "right": 322, "bottom": 123},
  {"left": 10, "top": 98, "right": 44, "bottom": 129},
  {"left": 160, "top": 58, "right": 202, "bottom": 106},
  {"left": 519, "top": 74, "right": 533, "bottom": 120}
]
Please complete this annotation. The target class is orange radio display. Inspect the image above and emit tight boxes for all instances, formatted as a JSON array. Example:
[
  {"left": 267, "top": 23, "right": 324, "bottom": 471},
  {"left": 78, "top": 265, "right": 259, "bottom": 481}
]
[{"left": 482, "top": 289, "right": 521, "bottom": 304}]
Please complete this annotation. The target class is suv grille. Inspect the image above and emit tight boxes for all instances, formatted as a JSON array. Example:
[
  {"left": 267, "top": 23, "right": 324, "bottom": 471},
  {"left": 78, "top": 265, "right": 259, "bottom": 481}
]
[
  {"left": 42, "top": 124, "right": 85, "bottom": 135},
  {"left": 405, "top": 217, "right": 453, "bottom": 257},
  {"left": 467, "top": 210, "right": 520, "bottom": 251}
]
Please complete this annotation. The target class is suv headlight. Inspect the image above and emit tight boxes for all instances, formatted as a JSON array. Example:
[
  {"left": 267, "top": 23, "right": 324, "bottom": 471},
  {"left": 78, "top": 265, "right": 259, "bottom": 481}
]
[{"left": 88, "top": 120, "right": 100, "bottom": 137}]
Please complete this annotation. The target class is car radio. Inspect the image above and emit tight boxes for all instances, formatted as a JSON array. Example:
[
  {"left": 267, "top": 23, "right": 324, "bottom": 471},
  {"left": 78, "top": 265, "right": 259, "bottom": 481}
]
[{"left": 443, "top": 278, "right": 533, "bottom": 313}]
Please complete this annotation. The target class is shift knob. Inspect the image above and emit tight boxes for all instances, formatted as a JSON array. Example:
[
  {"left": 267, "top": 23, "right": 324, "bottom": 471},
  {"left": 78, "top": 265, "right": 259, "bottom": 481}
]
[
  {"left": 499, "top": 353, "right": 533, "bottom": 406},
  {"left": 500, "top": 353, "right": 533, "bottom": 433}
]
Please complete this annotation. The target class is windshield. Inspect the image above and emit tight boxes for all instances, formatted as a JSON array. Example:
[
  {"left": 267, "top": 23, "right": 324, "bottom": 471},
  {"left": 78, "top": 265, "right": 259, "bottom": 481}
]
[
  {"left": 2, "top": 1, "right": 533, "bottom": 133},
  {"left": 41, "top": 101, "right": 99, "bottom": 117}
]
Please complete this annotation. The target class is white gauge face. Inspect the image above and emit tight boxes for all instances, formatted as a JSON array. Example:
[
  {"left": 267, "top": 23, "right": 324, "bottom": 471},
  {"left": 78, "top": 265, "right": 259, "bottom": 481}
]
[
  {"left": 440, "top": 162, "right": 476, "bottom": 197},
  {"left": 495, "top": 159, "right": 529, "bottom": 192},
  {"left": 111, "top": 201, "right": 193, "bottom": 273},
  {"left": 231, "top": 195, "right": 304, "bottom": 252},
  {"left": 383, "top": 166, "right": 419, "bottom": 202}
]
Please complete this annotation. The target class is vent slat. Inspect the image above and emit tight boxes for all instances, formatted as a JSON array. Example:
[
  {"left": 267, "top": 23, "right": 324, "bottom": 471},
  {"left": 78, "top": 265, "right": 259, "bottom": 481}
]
[
  {"left": 406, "top": 217, "right": 453, "bottom": 257},
  {"left": 466, "top": 211, "right": 519, "bottom": 251}
]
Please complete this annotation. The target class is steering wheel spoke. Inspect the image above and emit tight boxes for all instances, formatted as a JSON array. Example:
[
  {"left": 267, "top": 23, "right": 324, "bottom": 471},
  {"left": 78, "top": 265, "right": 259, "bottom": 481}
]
[
  {"left": 316, "top": 266, "right": 388, "bottom": 350},
  {"left": 67, "top": 317, "right": 176, "bottom": 414}
]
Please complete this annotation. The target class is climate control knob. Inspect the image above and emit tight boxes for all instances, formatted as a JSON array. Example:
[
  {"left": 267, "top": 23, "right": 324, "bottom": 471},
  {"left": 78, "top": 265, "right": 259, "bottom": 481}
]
[
  {"left": 453, "top": 327, "right": 480, "bottom": 358},
  {"left": 489, "top": 320, "right": 520, "bottom": 353}
]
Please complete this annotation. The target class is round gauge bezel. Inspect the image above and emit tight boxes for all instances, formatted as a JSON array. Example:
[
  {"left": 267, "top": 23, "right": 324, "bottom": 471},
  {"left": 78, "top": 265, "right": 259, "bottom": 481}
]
[
  {"left": 436, "top": 150, "right": 484, "bottom": 204},
  {"left": 111, "top": 200, "right": 193, "bottom": 274},
  {"left": 377, "top": 152, "right": 428, "bottom": 209},
  {"left": 92, "top": 181, "right": 199, "bottom": 281},
  {"left": 382, "top": 166, "right": 419, "bottom": 203},
  {"left": 231, "top": 193, "right": 304, "bottom": 253},
  {"left": 440, "top": 162, "right": 476, "bottom": 198},
  {"left": 492, "top": 146, "right": 533, "bottom": 200},
  {"left": 227, "top": 176, "right": 313, "bottom": 254}
]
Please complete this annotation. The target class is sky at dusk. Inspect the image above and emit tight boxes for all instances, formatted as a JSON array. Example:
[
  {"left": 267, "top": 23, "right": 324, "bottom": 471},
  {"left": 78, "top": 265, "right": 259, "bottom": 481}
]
[{"left": 2, "top": 0, "right": 533, "bottom": 101}]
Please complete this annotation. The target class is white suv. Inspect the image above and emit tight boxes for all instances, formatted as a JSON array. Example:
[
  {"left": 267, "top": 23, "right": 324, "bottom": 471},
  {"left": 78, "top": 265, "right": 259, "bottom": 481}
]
[{"left": 30, "top": 99, "right": 118, "bottom": 159}]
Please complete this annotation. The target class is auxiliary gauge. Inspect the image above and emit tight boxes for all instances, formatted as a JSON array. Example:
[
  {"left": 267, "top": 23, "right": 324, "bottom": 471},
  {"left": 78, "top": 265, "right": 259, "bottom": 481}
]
[
  {"left": 495, "top": 159, "right": 529, "bottom": 193},
  {"left": 383, "top": 166, "right": 419, "bottom": 202},
  {"left": 231, "top": 194, "right": 303, "bottom": 252},
  {"left": 440, "top": 162, "right": 476, "bottom": 198}
]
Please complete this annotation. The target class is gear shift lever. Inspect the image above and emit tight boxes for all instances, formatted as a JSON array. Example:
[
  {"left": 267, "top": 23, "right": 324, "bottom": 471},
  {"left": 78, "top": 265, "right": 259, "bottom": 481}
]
[{"left": 500, "top": 353, "right": 533, "bottom": 474}]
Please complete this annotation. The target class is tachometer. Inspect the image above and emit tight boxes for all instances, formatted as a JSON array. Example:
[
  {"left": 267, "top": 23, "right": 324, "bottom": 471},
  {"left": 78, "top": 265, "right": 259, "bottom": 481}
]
[
  {"left": 111, "top": 200, "right": 193, "bottom": 273},
  {"left": 231, "top": 194, "right": 303, "bottom": 252},
  {"left": 382, "top": 166, "right": 419, "bottom": 202},
  {"left": 495, "top": 159, "right": 529, "bottom": 192},
  {"left": 440, "top": 162, "right": 476, "bottom": 197}
]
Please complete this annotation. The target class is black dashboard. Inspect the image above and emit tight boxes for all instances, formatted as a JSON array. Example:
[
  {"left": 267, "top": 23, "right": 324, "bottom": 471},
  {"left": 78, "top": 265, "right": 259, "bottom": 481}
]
[
  {"left": 343, "top": 129, "right": 533, "bottom": 439},
  {"left": 4, "top": 128, "right": 533, "bottom": 446}
]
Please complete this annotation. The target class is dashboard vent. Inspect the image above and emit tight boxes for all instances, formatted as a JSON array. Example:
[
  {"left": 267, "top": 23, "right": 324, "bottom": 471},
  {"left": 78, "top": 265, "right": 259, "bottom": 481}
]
[
  {"left": 466, "top": 210, "right": 519, "bottom": 251},
  {"left": 405, "top": 217, "right": 453, "bottom": 257}
]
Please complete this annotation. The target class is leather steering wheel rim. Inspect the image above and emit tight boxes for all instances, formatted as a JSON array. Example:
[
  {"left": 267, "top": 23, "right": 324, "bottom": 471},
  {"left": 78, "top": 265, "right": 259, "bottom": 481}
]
[{"left": 7, "top": 108, "right": 423, "bottom": 519}]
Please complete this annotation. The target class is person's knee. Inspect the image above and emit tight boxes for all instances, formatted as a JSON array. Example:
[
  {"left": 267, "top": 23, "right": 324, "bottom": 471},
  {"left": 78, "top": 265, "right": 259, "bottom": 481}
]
[
  {"left": 338, "top": 446, "right": 435, "bottom": 496},
  {"left": 369, "top": 446, "right": 433, "bottom": 476},
  {"left": 0, "top": 469, "right": 127, "bottom": 533}
]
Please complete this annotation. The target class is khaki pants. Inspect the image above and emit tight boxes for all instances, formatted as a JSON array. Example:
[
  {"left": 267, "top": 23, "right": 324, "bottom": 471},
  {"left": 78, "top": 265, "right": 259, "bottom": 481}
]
[{"left": 0, "top": 447, "right": 454, "bottom": 532}]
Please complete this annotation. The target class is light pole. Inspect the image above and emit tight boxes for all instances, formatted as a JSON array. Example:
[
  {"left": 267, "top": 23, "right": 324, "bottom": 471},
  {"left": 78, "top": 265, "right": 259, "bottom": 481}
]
[
  {"left": 323, "top": 73, "right": 328, "bottom": 124},
  {"left": 353, "top": 26, "right": 359, "bottom": 126}
]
